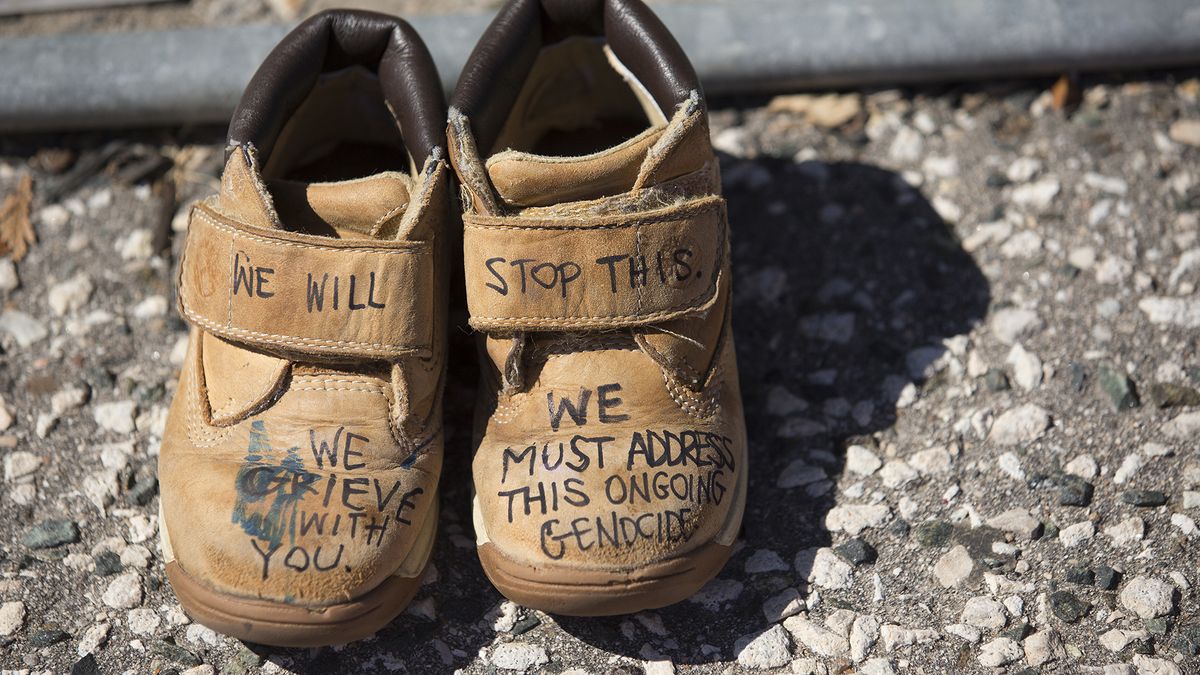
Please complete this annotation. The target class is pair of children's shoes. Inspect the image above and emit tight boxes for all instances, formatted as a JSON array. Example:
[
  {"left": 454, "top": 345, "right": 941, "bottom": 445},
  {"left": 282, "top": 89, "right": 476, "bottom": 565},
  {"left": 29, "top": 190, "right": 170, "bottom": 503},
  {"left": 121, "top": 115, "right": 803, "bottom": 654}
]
[{"left": 160, "top": 0, "right": 746, "bottom": 647}]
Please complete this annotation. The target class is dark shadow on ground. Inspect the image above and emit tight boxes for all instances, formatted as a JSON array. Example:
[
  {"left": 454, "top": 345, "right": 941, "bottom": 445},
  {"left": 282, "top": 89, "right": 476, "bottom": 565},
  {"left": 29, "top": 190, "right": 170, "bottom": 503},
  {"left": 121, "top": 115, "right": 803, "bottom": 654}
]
[
  {"left": 551, "top": 153, "right": 991, "bottom": 664},
  {"left": 0, "top": 123, "right": 987, "bottom": 672}
]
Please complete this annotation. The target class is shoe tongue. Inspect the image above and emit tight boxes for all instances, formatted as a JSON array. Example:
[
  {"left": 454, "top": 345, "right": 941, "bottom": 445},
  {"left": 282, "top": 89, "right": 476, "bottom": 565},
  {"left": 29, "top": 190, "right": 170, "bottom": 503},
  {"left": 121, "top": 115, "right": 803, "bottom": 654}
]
[
  {"left": 215, "top": 148, "right": 413, "bottom": 239},
  {"left": 485, "top": 126, "right": 664, "bottom": 208},
  {"left": 266, "top": 172, "right": 413, "bottom": 239}
]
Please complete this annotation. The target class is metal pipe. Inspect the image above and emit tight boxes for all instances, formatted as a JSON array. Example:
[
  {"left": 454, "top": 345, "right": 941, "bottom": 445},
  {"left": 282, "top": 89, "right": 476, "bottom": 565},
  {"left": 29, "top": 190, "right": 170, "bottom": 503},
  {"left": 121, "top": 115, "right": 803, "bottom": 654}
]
[{"left": 1, "top": 0, "right": 1199, "bottom": 132}]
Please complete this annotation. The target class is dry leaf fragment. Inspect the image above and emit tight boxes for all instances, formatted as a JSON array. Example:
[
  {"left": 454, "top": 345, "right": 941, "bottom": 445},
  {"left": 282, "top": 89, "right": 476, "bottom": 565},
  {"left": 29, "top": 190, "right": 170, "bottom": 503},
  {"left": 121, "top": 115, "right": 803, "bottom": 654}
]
[
  {"left": 0, "top": 174, "right": 36, "bottom": 261},
  {"left": 1051, "top": 73, "right": 1081, "bottom": 112}
]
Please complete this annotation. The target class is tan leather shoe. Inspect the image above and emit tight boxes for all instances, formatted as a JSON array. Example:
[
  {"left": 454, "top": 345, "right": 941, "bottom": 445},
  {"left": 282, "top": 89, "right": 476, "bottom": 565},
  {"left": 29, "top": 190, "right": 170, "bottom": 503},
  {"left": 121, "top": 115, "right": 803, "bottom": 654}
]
[
  {"left": 448, "top": 0, "right": 747, "bottom": 616},
  {"left": 158, "top": 10, "right": 449, "bottom": 647}
]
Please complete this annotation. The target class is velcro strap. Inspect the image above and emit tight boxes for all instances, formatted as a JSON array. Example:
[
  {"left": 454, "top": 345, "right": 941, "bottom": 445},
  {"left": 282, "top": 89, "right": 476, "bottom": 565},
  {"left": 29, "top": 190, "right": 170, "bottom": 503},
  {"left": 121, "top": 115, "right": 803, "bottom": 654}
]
[
  {"left": 178, "top": 205, "right": 432, "bottom": 360},
  {"left": 463, "top": 196, "right": 725, "bottom": 331}
]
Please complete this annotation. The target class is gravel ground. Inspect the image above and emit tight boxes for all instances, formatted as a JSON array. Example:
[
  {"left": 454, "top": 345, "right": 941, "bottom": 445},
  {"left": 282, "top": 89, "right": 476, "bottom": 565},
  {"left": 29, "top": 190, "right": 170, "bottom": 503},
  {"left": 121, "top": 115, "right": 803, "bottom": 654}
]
[{"left": 2, "top": 26, "right": 1200, "bottom": 675}]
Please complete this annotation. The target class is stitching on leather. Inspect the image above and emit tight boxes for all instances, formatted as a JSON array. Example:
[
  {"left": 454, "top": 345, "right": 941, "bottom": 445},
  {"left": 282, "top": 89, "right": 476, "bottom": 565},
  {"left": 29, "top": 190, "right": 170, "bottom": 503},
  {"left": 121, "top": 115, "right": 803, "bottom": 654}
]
[
  {"left": 290, "top": 377, "right": 387, "bottom": 388},
  {"left": 182, "top": 307, "right": 426, "bottom": 353},
  {"left": 291, "top": 386, "right": 389, "bottom": 394},
  {"left": 193, "top": 208, "right": 429, "bottom": 255},
  {"left": 370, "top": 201, "right": 409, "bottom": 237},
  {"left": 466, "top": 275, "right": 718, "bottom": 327},
  {"left": 462, "top": 195, "right": 722, "bottom": 231}
]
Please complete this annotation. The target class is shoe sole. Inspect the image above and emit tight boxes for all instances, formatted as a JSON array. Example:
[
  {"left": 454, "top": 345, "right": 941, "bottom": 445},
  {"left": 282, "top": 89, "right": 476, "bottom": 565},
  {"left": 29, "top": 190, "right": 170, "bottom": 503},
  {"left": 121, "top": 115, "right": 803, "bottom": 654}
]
[
  {"left": 163, "top": 504, "right": 437, "bottom": 647},
  {"left": 477, "top": 538, "right": 734, "bottom": 616}
]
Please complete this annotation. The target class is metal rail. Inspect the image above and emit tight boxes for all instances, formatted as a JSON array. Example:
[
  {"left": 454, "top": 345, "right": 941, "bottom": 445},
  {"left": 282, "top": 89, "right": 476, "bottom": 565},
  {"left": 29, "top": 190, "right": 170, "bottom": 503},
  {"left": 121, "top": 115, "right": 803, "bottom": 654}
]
[{"left": 1, "top": 0, "right": 1198, "bottom": 132}]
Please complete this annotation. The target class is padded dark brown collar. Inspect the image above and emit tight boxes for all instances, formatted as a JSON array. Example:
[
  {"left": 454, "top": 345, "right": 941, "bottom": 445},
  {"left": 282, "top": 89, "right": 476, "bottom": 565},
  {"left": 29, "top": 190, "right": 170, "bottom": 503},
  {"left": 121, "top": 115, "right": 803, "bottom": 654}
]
[
  {"left": 228, "top": 9, "right": 445, "bottom": 166},
  {"left": 451, "top": 0, "right": 700, "bottom": 153}
]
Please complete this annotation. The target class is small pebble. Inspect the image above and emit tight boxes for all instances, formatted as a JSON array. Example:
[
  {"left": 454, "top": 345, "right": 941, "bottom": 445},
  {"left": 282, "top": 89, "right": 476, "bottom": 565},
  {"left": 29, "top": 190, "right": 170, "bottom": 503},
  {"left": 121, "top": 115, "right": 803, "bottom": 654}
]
[{"left": 1122, "top": 490, "right": 1168, "bottom": 507}]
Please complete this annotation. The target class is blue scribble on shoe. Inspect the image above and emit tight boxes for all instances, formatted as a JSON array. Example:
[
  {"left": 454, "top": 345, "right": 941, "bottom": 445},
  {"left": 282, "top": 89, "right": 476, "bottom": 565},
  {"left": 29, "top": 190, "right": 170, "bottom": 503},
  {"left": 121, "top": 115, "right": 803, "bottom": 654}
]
[{"left": 231, "top": 420, "right": 320, "bottom": 548}]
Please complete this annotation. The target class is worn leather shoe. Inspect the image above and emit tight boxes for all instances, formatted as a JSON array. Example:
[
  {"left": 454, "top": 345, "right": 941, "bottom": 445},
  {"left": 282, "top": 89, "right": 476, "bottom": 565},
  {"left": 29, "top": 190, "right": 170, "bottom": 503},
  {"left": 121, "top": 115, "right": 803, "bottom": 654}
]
[
  {"left": 449, "top": 0, "right": 747, "bottom": 615},
  {"left": 159, "top": 10, "right": 449, "bottom": 647}
]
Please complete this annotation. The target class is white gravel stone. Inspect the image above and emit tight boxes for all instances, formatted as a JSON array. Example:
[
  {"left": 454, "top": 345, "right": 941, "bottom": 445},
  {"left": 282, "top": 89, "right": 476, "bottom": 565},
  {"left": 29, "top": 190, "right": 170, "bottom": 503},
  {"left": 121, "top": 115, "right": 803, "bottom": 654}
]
[
  {"left": 983, "top": 574, "right": 1034, "bottom": 596},
  {"left": 933, "top": 545, "right": 974, "bottom": 588},
  {"left": 1000, "top": 230, "right": 1043, "bottom": 258},
  {"left": 987, "top": 509, "right": 1041, "bottom": 541},
  {"left": 945, "top": 623, "right": 981, "bottom": 644},
  {"left": 879, "top": 460, "right": 918, "bottom": 488},
  {"left": 784, "top": 616, "right": 849, "bottom": 657},
  {"left": 1104, "top": 517, "right": 1145, "bottom": 546},
  {"left": 1022, "top": 629, "right": 1060, "bottom": 662},
  {"left": 1084, "top": 173, "right": 1128, "bottom": 195},
  {"left": 767, "top": 386, "right": 807, "bottom": 416},
  {"left": 0, "top": 398, "right": 12, "bottom": 432},
  {"left": 83, "top": 469, "right": 118, "bottom": 511},
  {"left": 1011, "top": 177, "right": 1060, "bottom": 210},
  {"left": 879, "top": 624, "right": 939, "bottom": 651},
  {"left": 491, "top": 642, "right": 549, "bottom": 671},
  {"left": 846, "top": 444, "right": 883, "bottom": 475},
  {"left": 1006, "top": 157, "right": 1042, "bottom": 183},
  {"left": 1068, "top": 246, "right": 1097, "bottom": 270},
  {"left": 0, "top": 601, "right": 25, "bottom": 636},
  {"left": 77, "top": 622, "right": 110, "bottom": 656},
  {"left": 1133, "top": 655, "right": 1182, "bottom": 675},
  {"left": 0, "top": 259, "right": 17, "bottom": 292},
  {"left": 1171, "top": 513, "right": 1197, "bottom": 536},
  {"left": 126, "top": 608, "right": 161, "bottom": 636},
  {"left": 48, "top": 273, "right": 94, "bottom": 316},
  {"left": 1141, "top": 442, "right": 1172, "bottom": 458},
  {"left": 182, "top": 667, "right": 216, "bottom": 675},
  {"left": 1003, "top": 596, "right": 1023, "bottom": 617},
  {"left": 990, "top": 307, "right": 1040, "bottom": 345},
  {"left": 1138, "top": 297, "right": 1200, "bottom": 328},
  {"left": 1096, "top": 256, "right": 1133, "bottom": 285},
  {"left": 1183, "top": 491, "right": 1200, "bottom": 510},
  {"left": 1058, "top": 521, "right": 1095, "bottom": 547},
  {"left": 116, "top": 229, "right": 154, "bottom": 261},
  {"left": 102, "top": 572, "right": 143, "bottom": 609},
  {"left": 120, "top": 544, "right": 153, "bottom": 569},
  {"left": 1006, "top": 343, "right": 1042, "bottom": 391},
  {"left": 94, "top": 400, "right": 137, "bottom": 434},
  {"left": 761, "top": 587, "right": 805, "bottom": 623},
  {"left": 50, "top": 385, "right": 89, "bottom": 415},
  {"left": 688, "top": 578, "right": 743, "bottom": 611},
  {"left": 859, "top": 658, "right": 895, "bottom": 675},
  {"left": 745, "top": 549, "right": 790, "bottom": 574},
  {"left": 799, "top": 312, "right": 855, "bottom": 343},
  {"left": 1119, "top": 576, "right": 1175, "bottom": 619},
  {"left": 1064, "top": 454, "right": 1099, "bottom": 480},
  {"left": 185, "top": 623, "right": 221, "bottom": 647},
  {"left": 778, "top": 460, "right": 827, "bottom": 489},
  {"left": 909, "top": 446, "right": 952, "bottom": 475},
  {"left": 996, "top": 451, "right": 1026, "bottom": 481},
  {"left": 961, "top": 596, "right": 1007, "bottom": 630},
  {"left": 4, "top": 451, "right": 40, "bottom": 481},
  {"left": 131, "top": 295, "right": 168, "bottom": 319},
  {"left": 989, "top": 404, "right": 1051, "bottom": 445},
  {"left": 978, "top": 637, "right": 1022, "bottom": 667},
  {"left": 1113, "top": 453, "right": 1144, "bottom": 484},
  {"left": 825, "top": 504, "right": 890, "bottom": 536},
  {"left": 0, "top": 310, "right": 48, "bottom": 347},
  {"left": 889, "top": 126, "right": 924, "bottom": 163},
  {"left": 1163, "top": 411, "right": 1200, "bottom": 439},
  {"left": 799, "top": 548, "right": 853, "bottom": 590},
  {"left": 734, "top": 625, "right": 792, "bottom": 669},
  {"left": 1099, "top": 628, "right": 1147, "bottom": 652},
  {"left": 849, "top": 614, "right": 880, "bottom": 662}
]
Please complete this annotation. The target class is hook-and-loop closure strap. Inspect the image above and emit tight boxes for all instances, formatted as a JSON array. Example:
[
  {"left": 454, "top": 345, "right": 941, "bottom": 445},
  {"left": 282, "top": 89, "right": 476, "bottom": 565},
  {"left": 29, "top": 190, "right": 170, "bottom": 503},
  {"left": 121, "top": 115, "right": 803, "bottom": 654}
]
[
  {"left": 178, "top": 204, "right": 433, "bottom": 361},
  {"left": 464, "top": 196, "right": 726, "bottom": 331}
]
